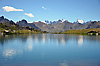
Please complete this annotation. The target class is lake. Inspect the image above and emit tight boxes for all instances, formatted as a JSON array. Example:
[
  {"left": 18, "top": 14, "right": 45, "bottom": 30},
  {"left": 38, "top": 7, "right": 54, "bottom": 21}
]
[{"left": 0, "top": 34, "right": 100, "bottom": 66}]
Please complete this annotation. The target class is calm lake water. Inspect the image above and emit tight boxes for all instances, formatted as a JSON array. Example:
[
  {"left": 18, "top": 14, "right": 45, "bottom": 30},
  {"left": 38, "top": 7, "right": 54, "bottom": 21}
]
[{"left": 0, "top": 34, "right": 100, "bottom": 66}]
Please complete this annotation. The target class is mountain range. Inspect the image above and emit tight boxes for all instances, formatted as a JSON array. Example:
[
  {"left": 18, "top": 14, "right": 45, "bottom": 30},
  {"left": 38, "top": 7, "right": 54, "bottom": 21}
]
[{"left": 0, "top": 16, "right": 100, "bottom": 32}]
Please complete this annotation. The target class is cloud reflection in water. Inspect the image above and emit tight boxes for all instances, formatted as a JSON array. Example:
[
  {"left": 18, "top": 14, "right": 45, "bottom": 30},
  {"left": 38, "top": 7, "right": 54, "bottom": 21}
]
[
  {"left": 3, "top": 49, "right": 23, "bottom": 58},
  {"left": 60, "top": 62, "right": 68, "bottom": 66},
  {"left": 3, "top": 49, "right": 16, "bottom": 58},
  {"left": 60, "top": 61, "right": 69, "bottom": 66}
]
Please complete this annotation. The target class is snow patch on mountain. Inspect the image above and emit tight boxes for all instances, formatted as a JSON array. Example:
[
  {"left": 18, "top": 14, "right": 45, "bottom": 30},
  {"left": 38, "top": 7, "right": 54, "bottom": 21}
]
[
  {"left": 77, "top": 19, "right": 84, "bottom": 24},
  {"left": 34, "top": 19, "right": 68, "bottom": 24}
]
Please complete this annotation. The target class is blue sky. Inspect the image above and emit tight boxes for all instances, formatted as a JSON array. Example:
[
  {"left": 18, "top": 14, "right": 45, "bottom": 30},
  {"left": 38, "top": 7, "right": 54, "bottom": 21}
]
[{"left": 0, "top": 0, "right": 100, "bottom": 22}]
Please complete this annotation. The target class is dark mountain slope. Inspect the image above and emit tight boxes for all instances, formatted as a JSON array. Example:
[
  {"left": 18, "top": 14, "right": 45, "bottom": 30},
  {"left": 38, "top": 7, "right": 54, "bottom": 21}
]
[{"left": 16, "top": 19, "right": 39, "bottom": 29}]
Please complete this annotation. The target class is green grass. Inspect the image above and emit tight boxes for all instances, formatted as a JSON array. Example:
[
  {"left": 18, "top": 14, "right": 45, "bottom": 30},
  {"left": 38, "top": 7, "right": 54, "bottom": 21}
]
[
  {"left": 62, "top": 28, "right": 100, "bottom": 34},
  {"left": 0, "top": 23, "right": 41, "bottom": 35},
  {"left": 16, "top": 30, "right": 40, "bottom": 34}
]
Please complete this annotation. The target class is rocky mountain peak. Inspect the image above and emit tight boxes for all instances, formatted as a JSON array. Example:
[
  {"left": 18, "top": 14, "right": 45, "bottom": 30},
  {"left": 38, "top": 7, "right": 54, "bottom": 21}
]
[
  {"left": 0, "top": 16, "right": 4, "bottom": 19},
  {"left": 20, "top": 19, "right": 27, "bottom": 24}
]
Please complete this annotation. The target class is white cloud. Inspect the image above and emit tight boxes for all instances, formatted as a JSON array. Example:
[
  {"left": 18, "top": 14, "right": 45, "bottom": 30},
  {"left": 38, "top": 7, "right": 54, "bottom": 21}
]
[
  {"left": 2, "top": 6, "right": 23, "bottom": 12},
  {"left": 42, "top": 6, "right": 46, "bottom": 10},
  {"left": 42, "top": 6, "right": 45, "bottom": 9},
  {"left": 25, "top": 13, "right": 34, "bottom": 17}
]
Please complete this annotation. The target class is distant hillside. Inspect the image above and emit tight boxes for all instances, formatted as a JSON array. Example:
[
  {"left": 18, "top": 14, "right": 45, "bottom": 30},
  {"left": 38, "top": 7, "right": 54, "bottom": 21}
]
[
  {"left": 1, "top": 16, "right": 100, "bottom": 33},
  {"left": 16, "top": 19, "right": 39, "bottom": 29},
  {"left": 32, "top": 21, "right": 100, "bottom": 32},
  {"left": 0, "top": 16, "right": 41, "bottom": 34},
  {"left": 16, "top": 18, "right": 100, "bottom": 32}
]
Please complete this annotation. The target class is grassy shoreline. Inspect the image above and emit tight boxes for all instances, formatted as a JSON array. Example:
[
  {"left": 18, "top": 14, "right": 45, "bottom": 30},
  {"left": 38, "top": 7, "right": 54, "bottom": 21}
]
[
  {"left": 61, "top": 28, "right": 100, "bottom": 35},
  {"left": 1, "top": 26, "right": 100, "bottom": 36},
  {"left": 0, "top": 27, "right": 43, "bottom": 35}
]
